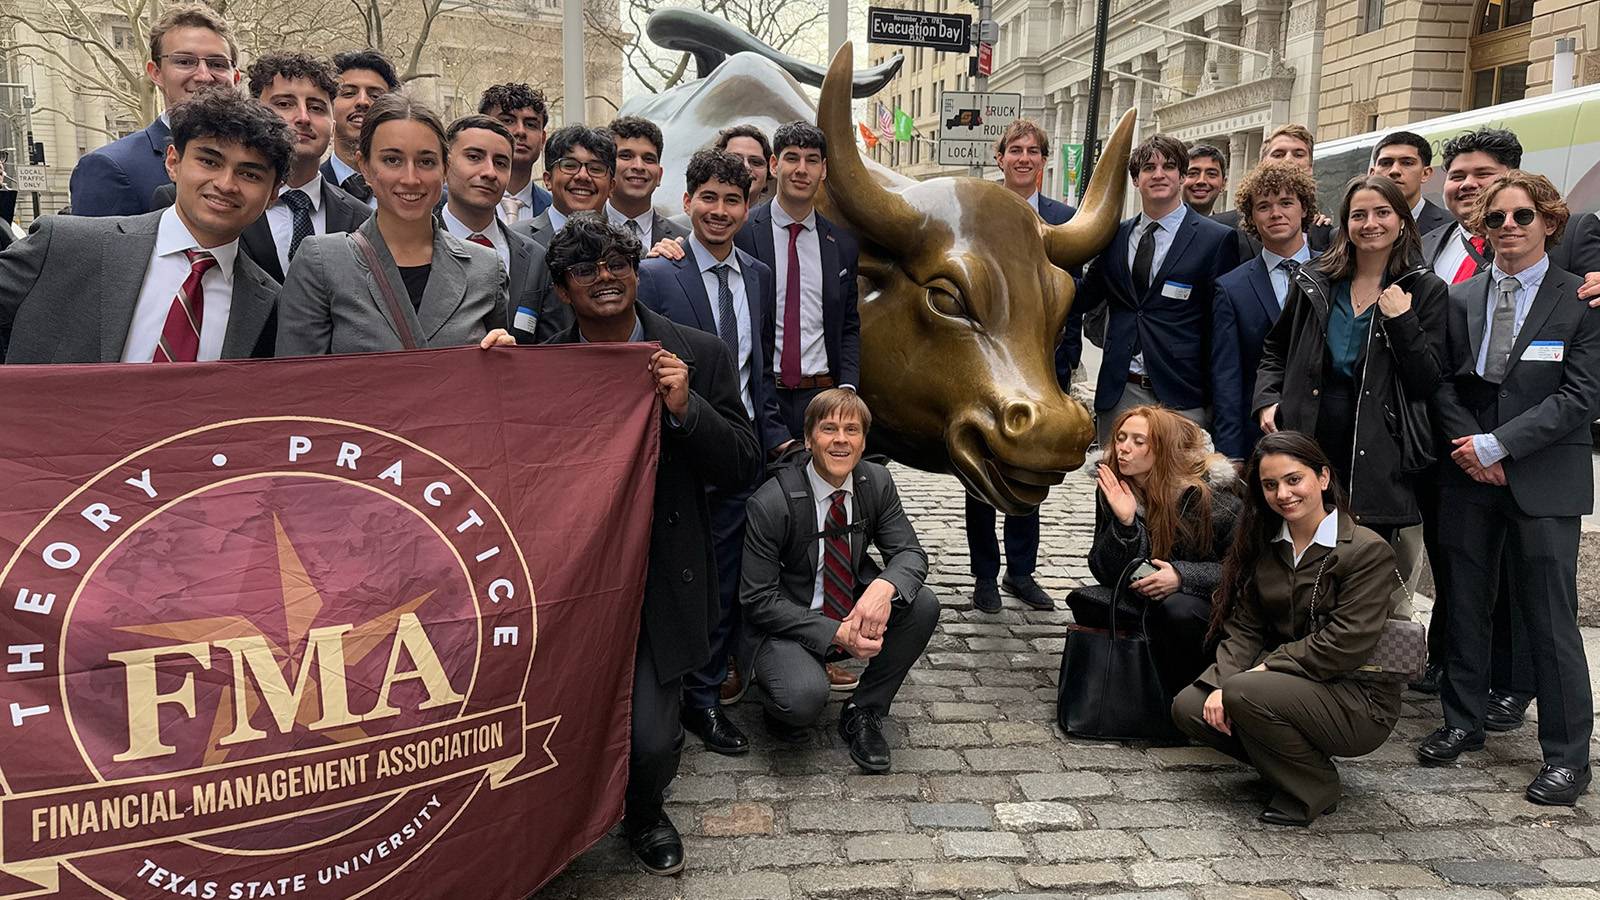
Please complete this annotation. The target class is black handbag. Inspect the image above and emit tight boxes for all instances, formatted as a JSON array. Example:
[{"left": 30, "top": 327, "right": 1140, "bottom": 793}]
[
  {"left": 1057, "top": 560, "right": 1183, "bottom": 742},
  {"left": 1383, "top": 269, "right": 1437, "bottom": 474}
]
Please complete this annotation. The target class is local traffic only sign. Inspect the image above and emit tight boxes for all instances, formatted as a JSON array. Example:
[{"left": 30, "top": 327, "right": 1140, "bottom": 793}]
[
  {"left": 867, "top": 7, "right": 972, "bottom": 54},
  {"left": 937, "top": 91, "right": 1022, "bottom": 166}
]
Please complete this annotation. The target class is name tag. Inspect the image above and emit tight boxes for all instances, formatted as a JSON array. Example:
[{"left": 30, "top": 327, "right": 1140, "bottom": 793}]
[
  {"left": 513, "top": 306, "right": 539, "bottom": 334},
  {"left": 1521, "top": 340, "right": 1564, "bottom": 362},
  {"left": 1161, "top": 281, "right": 1193, "bottom": 300}
]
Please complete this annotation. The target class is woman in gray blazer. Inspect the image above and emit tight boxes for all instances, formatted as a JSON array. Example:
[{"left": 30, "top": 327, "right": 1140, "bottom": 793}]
[{"left": 276, "top": 93, "right": 511, "bottom": 356}]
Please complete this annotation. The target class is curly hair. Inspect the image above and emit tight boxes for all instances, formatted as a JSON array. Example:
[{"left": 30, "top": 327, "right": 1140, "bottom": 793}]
[
  {"left": 685, "top": 148, "right": 753, "bottom": 197},
  {"left": 477, "top": 83, "right": 547, "bottom": 126},
  {"left": 1468, "top": 170, "right": 1571, "bottom": 251},
  {"left": 606, "top": 115, "right": 663, "bottom": 155},
  {"left": 544, "top": 125, "right": 616, "bottom": 174},
  {"left": 547, "top": 211, "right": 642, "bottom": 287},
  {"left": 331, "top": 49, "right": 399, "bottom": 90},
  {"left": 1233, "top": 161, "right": 1319, "bottom": 240},
  {"left": 169, "top": 86, "right": 293, "bottom": 183},
  {"left": 246, "top": 52, "right": 336, "bottom": 101}
]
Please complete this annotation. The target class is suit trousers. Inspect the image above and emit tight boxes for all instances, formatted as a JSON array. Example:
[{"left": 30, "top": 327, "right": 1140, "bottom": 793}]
[
  {"left": 1095, "top": 378, "right": 1207, "bottom": 448},
  {"left": 964, "top": 496, "right": 1039, "bottom": 580},
  {"left": 1173, "top": 673, "right": 1394, "bottom": 820},
  {"left": 754, "top": 585, "right": 940, "bottom": 725},
  {"left": 683, "top": 489, "right": 751, "bottom": 707},
  {"left": 1438, "top": 483, "right": 1593, "bottom": 767},
  {"left": 626, "top": 628, "right": 684, "bottom": 826},
  {"left": 776, "top": 386, "right": 825, "bottom": 441}
]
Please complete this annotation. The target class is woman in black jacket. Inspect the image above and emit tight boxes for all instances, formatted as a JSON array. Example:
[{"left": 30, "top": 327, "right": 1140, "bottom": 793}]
[
  {"left": 1072, "top": 406, "right": 1243, "bottom": 698},
  {"left": 1253, "top": 175, "right": 1449, "bottom": 538}
]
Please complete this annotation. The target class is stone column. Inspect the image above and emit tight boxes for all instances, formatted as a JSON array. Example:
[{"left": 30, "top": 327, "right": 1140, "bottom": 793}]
[
  {"left": 1239, "top": 0, "right": 1288, "bottom": 82},
  {"left": 1163, "top": 19, "right": 1208, "bottom": 96},
  {"left": 1111, "top": 69, "right": 1136, "bottom": 133},
  {"left": 1228, "top": 131, "right": 1252, "bottom": 186},
  {"left": 1203, "top": 5, "right": 1245, "bottom": 89},
  {"left": 1135, "top": 53, "right": 1161, "bottom": 139}
]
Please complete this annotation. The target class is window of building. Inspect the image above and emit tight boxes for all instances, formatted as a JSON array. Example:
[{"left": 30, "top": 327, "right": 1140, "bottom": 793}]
[
  {"left": 1471, "top": 62, "right": 1529, "bottom": 108},
  {"left": 1468, "top": 0, "right": 1533, "bottom": 109},
  {"left": 110, "top": 25, "right": 134, "bottom": 50},
  {"left": 1360, "top": 0, "right": 1384, "bottom": 33},
  {"left": 1478, "top": 0, "right": 1534, "bottom": 33}
]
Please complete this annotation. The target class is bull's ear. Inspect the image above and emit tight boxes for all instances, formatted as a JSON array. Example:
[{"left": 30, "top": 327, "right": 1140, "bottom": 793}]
[{"left": 1044, "top": 108, "right": 1137, "bottom": 272}]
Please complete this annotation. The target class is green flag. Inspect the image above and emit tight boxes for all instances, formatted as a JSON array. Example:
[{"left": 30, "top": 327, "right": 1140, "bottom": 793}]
[
  {"left": 894, "top": 108, "right": 913, "bottom": 142},
  {"left": 1062, "top": 143, "right": 1084, "bottom": 193}
]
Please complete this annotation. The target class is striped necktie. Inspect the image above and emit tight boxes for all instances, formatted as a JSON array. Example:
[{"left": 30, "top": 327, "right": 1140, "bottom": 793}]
[
  {"left": 152, "top": 249, "right": 218, "bottom": 363},
  {"left": 820, "top": 490, "right": 856, "bottom": 621}
]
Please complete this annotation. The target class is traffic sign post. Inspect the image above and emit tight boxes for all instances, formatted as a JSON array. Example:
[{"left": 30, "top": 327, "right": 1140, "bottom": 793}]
[
  {"left": 937, "top": 90, "right": 1022, "bottom": 167},
  {"left": 866, "top": 7, "right": 972, "bottom": 53}
]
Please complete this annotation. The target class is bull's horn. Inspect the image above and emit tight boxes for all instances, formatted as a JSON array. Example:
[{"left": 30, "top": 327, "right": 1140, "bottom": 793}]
[
  {"left": 1044, "top": 108, "right": 1137, "bottom": 271},
  {"left": 819, "top": 42, "right": 922, "bottom": 248},
  {"left": 646, "top": 9, "right": 904, "bottom": 97}
]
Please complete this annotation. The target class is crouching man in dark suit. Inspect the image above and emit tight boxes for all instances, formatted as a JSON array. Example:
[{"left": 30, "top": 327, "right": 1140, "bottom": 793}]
[
  {"left": 737, "top": 390, "right": 939, "bottom": 773},
  {"left": 543, "top": 212, "right": 761, "bottom": 874}
]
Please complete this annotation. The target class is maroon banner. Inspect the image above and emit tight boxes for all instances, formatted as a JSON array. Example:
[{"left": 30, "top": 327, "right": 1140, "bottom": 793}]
[{"left": 0, "top": 345, "right": 660, "bottom": 898}]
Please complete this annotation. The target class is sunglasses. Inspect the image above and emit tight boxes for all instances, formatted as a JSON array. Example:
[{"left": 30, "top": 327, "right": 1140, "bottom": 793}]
[{"left": 1484, "top": 207, "right": 1537, "bottom": 230}]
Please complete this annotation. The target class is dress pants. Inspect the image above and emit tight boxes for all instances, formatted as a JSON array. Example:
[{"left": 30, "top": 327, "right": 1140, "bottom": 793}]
[
  {"left": 626, "top": 629, "right": 684, "bottom": 826},
  {"left": 964, "top": 496, "right": 1039, "bottom": 580},
  {"left": 1173, "top": 673, "right": 1394, "bottom": 820},
  {"left": 1094, "top": 378, "right": 1207, "bottom": 447},
  {"left": 776, "top": 386, "right": 825, "bottom": 441},
  {"left": 754, "top": 585, "right": 940, "bottom": 725},
  {"left": 683, "top": 489, "right": 751, "bottom": 708},
  {"left": 1438, "top": 483, "right": 1593, "bottom": 768}
]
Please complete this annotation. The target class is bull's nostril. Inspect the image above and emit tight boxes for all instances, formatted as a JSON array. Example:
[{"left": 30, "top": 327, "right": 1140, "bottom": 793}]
[{"left": 1000, "top": 401, "right": 1037, "bottom": 438}]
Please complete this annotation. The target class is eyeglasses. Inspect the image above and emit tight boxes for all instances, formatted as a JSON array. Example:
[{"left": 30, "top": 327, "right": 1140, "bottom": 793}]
[
  {"left": 157, "top": 53, "right": 235, "bottom": 72},
  {"left": 553, "top": 157, "right": 611, "bottom": 178},
  {"left": 1484, "top": 208, "right": 1538, "bottom": 230},
  {"left": 567, "top": 258, "right": 634, "bottom": 286}
]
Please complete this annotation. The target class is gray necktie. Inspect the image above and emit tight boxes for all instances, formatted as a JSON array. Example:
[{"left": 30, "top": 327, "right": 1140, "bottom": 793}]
[
  {"left": 625, "top": 219, "right": 642, "bottom": 238},
  {"left": 1483, "top": 276, "right": 1519, "bottom": 383},
  {"left": 711, "top": 264, "right": 740, "bottom": 365}
]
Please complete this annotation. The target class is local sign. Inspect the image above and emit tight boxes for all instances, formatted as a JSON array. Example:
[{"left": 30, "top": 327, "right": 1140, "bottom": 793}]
[
  {"left": 937, "top": 90, "right": 1022, "bottom": 167},
  {"left": 867, "top": 7, "right": 972, "bottom": 53}
]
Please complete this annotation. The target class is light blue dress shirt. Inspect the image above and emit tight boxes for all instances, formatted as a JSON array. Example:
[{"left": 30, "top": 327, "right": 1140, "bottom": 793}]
[{"left": 1472, "top": 255, "right": 1550, "bottom": 467}]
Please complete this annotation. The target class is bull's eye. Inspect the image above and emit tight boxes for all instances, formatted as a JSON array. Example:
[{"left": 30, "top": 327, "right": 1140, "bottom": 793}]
[{"left": 925, "top": 279, "right": 969, "bottom": 321}]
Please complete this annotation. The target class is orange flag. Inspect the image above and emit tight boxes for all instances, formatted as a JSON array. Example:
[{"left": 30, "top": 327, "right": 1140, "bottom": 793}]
[{"left": 858, "top": 121, "right": 879, "bottom": 149}]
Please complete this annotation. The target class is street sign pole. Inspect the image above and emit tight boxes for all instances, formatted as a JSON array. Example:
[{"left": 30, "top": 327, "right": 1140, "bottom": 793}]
[
  {"left": 1080, "top": 0, "right": 1112, "bottom": 188},
  {"left": 970, "top": 0, "right": 992, "bottom": 178}
]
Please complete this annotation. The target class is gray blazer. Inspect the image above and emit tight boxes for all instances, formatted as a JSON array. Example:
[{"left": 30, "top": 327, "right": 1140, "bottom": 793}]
[
  {"left": 511, "top": 209, "right": 556, "bottom": 247},
  {"left": 1, "top": 210, "right": 278, "bottom": 363},
  {"left": 737, "top": 457, "right": 928, "bottom": 664},
  {"left": 275, "top": 217, "right": 508, "bottom": 356},
  {"left": 500, "top": 219, "right": 570, "bottom": 342}
]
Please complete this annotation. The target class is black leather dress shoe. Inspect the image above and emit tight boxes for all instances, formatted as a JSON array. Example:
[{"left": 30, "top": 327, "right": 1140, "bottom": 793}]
[
  {"left": 763, "top": 709, "right": 810, "bottom": 745},
  {"left": 973, "top": 578, "right": 1001, "bottom": 613},
  {"left": 1416, "top": 725, "right": 1485, "bottom": 764},
  {"left": 1409, "top": 661, "right": 1443, "bottom": 694},
  {"left": 1259, "top": 802, "right": 1336, "bottom": 828},
  {"left": 839, "top": 704, "right": 891, "bottom": 773},
  {"left": 1484, "top": 691, "right": 1531, "bottom": 732},
  {"left": 1525, "top": 764, "right": 1592, "bottom": 806},
  {"left": 1002, "top": 573, "right": 1055, "bottom": 610},
  {"left": 624, "top": 814, "right": 685, "bottom": 876},
  {"left": 682, "top": 705, "right": 749, "bottom": 755}
]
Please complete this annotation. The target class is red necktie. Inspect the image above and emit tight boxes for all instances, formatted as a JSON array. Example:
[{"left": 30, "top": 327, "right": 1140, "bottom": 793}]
[
  {"left": 152, "top": 249, "right": 218, "bottom": 363},
  {"left": 467, "top": 232, "right": 494, "bottom": 248},
  {"left": 781, "top": 222, "right": 804, "bottom": 389},
  {"left": 1452, "top": 235, "right": 1487, "bottom": 285},
  {"left": 820, "top": 490, "right": 856, "bottom": 621}
]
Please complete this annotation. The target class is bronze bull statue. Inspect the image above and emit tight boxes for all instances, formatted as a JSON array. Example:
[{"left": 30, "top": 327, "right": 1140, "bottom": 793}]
[{"left": 816, "top": 43, "right": 1135, "bottom": 515}]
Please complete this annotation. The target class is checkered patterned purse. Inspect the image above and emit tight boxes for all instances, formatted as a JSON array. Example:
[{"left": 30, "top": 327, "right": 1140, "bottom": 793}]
[{"left": 1308, "top": 556, "right": 1428, "bottom": 684}]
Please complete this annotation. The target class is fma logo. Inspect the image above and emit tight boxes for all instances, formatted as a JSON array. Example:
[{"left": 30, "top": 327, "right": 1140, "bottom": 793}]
[{"left": 0, "top": 418, "right": 553, "bottom": 898}]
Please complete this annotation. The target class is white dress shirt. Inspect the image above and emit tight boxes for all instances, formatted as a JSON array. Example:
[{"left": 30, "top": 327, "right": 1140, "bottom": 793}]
[
  {"left": 1432, "top": 222, "right": 1476, "bottom": 283},
  {"left": 264, "top": 176, "right": 327, "bottom": 276},
  {"left": 502, "top": 180, "right": 540, "bottom": 222},
  {"left": 771, "top": 203, "right": 829, "bottom": 381},
  {"left": 605, "top": 201, "right": 654, "bottom": 245},
  {"left": 1260, "top": 242, "right": 1313, "bottom": 309},
  {"left": 325, "top": 154, "right": 376, "bottom": 209},
  {"left": 1410, "top": 197, "right": 1427, "bottom": 223},
  {"left": 689, "top": 234, "right": 754, "bottom": 418},
  {"left": 1472, "top": 254, "right": 1551, "bottom": 467},
  {"left": 805, "top": 460, "right": 854, "bottom": 612},
  {"left": 121, "top": 206, "right": 240, "bottom": 362},
  {"left": 1126, "top": 203, "right": 1190, "bottom": 375},
  {"left": 440, "top": 204, "right": 512, "bottom": 275},
  {"left": 546, "top": 205, "right": 569, "bottom": 233},
  {"left": 1276, "top": 508, "right": 1340, "bottom": 567}
]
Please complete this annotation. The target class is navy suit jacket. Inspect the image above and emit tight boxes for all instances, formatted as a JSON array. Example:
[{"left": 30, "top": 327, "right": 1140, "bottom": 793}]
[
  {"left": 1077, "top": 207, "right": 1241, "bottom": 412},
  {"left": 68, "top": 119, "right": 172, "bottom": 217},
  {"left": 1210, "top": 251, "right": 1320, "bottom": 459},
  {"left": 638, "top": 243, "right": 788, "bottom": 455},
  {"left": 1035, "top": 196, "right": 1082, "bottom": 381},
  {"left": 734, "top": 202, "right": 862, "bottom": 388}
]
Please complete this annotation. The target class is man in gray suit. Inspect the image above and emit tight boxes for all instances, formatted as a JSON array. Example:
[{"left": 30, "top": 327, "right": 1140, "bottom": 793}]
[
  {"left": 2, "top": 89, "right": 290, "bottom": 363},
  {"left": 511, "top": 125, "right": 615, "bottom": 246},
  {"left": 439, "top": 115, "right": 567, "bottom": 342},
  {"left": 604, "top": 116, "right": 689, "bottom": 247},
  {"left": 739, "top": 390, "right": 939, "bottom": 774}
]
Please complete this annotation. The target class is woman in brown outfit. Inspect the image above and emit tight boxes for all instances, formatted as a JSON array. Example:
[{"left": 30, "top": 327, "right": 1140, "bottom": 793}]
[{"left": 1172, "top": 431, "right": 1405, "bottom": 826}]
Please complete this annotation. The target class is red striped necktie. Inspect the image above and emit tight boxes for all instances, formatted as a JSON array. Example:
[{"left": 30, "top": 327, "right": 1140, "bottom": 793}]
[
  {"left": 152, "top": 249, "right": 218, "bottom": 363},
  {"left": 468, "top": 232, "right": 494, "bottom": 248},
  {"left": 820, "top": 490, "right": 856, "bottom": 621}
]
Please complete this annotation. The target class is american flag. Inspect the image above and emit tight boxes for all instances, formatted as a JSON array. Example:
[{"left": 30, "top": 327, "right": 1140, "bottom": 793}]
[{"left": 877, "top": 102, "right": 893, "bottom": 139}]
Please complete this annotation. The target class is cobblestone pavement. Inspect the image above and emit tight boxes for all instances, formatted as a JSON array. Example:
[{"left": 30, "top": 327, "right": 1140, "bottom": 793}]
[{"left": 538, "top": 462, "right": 1600, "bottom": 900}]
